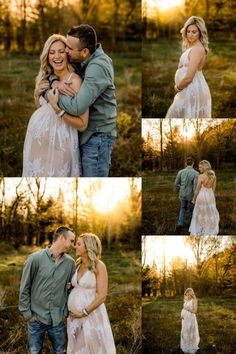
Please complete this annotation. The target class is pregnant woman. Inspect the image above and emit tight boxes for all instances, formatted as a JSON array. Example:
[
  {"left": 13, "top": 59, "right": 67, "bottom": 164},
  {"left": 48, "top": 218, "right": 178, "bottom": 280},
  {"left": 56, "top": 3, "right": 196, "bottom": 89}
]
[
  {"left": 67, "top": 233, "right": 116, "bottom": 354},
  {"left": 166, "top": 16, "right": 211, "bottom": 118},
  {"left": 189, "top": 160, "right": 219, "bottom": 236},
  {"left": 181, "top": 288, "right": 200, "bottom": 354},
  {"left": 22, "top": 34, "right": 88, "bottom": 177}
]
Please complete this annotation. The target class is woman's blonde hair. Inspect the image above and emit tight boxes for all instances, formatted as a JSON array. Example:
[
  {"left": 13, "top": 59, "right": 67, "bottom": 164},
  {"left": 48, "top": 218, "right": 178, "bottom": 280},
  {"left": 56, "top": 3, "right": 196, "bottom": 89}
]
[
  {"left": 35, "top": 34, "right": 71, "bottom": 91},
  {"left": 76, "top": 233, "right": 102, "bottom": 273},
  {"left": 180, "top": 16, "right": 209, "bottom": 53},
  {"left": 199, "top": 160, "right": 215, "bottom": 179},
  {"left": 184, "top": 288, "right": 196, "bottom": 300}
]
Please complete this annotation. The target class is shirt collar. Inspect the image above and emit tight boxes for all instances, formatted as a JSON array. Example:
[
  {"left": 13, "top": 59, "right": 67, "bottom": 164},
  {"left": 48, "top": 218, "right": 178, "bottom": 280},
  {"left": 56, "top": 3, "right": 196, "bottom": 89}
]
[{"left": 80, "top": 43, "right": 103, "bottom": 70}]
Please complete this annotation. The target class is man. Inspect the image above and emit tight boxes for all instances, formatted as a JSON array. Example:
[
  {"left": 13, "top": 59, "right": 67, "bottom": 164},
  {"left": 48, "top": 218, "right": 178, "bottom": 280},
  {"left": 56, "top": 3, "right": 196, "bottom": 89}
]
[
  {"left": 175, "top": 157, "right": 199, "bottom": 233},
  {"left": 48, "top": 24, "right": 117, "bottom": 177},
  {"left": 19, "top": 226, "right": 76, "bottom": 354}
]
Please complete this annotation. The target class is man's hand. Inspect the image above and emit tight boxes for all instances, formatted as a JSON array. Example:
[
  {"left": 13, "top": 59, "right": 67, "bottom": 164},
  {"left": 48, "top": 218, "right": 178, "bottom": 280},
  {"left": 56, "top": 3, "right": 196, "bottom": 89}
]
[
  {"left": 28, "top": 314, "right": 38, "bottom": 322},
  {"left": 52, "top": 80, "right": 77, "bottom": 96}
]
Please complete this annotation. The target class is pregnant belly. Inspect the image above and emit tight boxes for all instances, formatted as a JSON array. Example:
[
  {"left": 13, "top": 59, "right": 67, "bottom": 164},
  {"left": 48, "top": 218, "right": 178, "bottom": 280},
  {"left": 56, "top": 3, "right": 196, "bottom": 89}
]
[
  {"left": 175, "top": 67, "right": 187, "bottom": 86},
  {"left": 68, "top": 288, "right": 95, "bottom": 313}
]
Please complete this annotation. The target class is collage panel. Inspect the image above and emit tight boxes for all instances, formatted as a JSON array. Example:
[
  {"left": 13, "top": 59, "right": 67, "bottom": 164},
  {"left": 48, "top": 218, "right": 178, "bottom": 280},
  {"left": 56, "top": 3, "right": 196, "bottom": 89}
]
[
  {"left": 0, "top": 1, "right": 142, "bottom": 178},
  {"left": 0, "top": 177, "right": 141, "bottom": 353},
  {"left": 142, "top": 118, "right": 236, "bottom": 236},
  {"left": 142, "top": 0, "right": 236, "bottom": 118},
  {"left": 142, "top": 235, "right": 236, "bottom": 353}
]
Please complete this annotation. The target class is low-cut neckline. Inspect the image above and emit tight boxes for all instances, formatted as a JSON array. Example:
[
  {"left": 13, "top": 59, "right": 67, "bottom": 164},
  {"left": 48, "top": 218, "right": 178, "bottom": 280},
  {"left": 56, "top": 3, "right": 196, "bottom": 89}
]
[{"left": 77, "top": 266, "right": 89, "bottom": 283}]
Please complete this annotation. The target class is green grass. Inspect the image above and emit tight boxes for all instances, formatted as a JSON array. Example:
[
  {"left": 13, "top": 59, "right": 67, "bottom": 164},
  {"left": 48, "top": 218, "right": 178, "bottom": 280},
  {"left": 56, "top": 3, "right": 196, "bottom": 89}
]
[
  {"left": 0, "top": 247, "right": 141, "bottom": 353},
  {"left": 0, "top": 50, "right": 141, "bottom": 177},
  {"left": 142, "top": 39, "right": 236, "bottom": 118},
  {"left": 142, "top": 171, "right": 236, "bottom": 235},
  {"left": 142, "top": 296, "right": 236, "bottom": 354}
]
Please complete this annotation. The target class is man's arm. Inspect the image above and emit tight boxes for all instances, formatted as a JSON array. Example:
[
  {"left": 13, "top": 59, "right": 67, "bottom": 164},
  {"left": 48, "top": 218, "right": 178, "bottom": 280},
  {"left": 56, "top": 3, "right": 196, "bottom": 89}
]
[
  {"left": 58, "top": 63, "right": 110, "bottom": 116},
  {"left": 18, "top": 255, "right": 38, "bottom": 320},
  {"left": 174, "top": 171, "right": 181, "bottom": 192}
]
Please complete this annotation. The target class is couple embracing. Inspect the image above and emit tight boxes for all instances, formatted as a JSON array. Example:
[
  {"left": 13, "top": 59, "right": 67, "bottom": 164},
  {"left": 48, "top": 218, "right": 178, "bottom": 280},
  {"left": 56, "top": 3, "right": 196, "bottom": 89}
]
[
  {"left": 22, "top": 24, "right": 117, "bottom": 177},
  {"left": 175, "top": 157, "right": 220, "bottom": 235},
  {"left": 19, "top": 226, "right": 116, "bottom": 354}
]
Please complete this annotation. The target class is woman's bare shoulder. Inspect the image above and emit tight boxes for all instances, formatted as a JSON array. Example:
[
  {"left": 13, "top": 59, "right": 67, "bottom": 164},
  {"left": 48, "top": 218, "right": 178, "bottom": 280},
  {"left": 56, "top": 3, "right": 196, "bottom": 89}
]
[
  {"left": 191, "top": 43, "right": 205, "bottom": 57},
  {"left": 69, "top": 72, "right": 82, "bottom": 91},
  {"left": 96, "top": 259, "right": 107, "bottom": 272}
]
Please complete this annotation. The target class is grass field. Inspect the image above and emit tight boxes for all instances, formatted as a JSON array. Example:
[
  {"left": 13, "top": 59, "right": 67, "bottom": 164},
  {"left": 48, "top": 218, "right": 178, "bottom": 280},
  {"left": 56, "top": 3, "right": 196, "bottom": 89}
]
[
  {"left": 142, "top": 296, "right": 236, "bottom": 354},
  {"left": 142, "top": 171, "right": 236, "bottom": 235},
  {"left": 0, "top": 49, "right": 141, "bottom": 176},
  {"left": 142, "top": 39, "right": 236, "bottom": 118},
  {"left": 0, "top": 246, "right": 141, "bottom": 353}
]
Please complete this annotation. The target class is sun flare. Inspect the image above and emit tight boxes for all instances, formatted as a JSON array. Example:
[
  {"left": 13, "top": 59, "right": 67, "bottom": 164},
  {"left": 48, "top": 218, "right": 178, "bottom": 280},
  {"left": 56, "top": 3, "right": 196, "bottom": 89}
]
[
  {"left": 143, "top": 236, "right": 195, "bottom": 268},
  {"left": 144, "top": 0, "right": 184, "bottom": 13}
]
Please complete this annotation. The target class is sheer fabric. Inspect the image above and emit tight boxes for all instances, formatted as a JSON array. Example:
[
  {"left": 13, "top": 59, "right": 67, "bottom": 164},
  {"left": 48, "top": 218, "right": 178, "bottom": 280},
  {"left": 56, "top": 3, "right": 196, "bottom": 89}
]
[
  {"left": 189, "top": 186, "right": 219, "bottom": 235},
  {"left": 22, "top": 97, "right": 80, "bottom": 177},
  {"left": 166, "top": 47, "right": 211, "bottom": 118},
  {"left": 181, "top": 300, "right": 200, "bottom": 354},
  {"left": 67, "top": 268, "right": 116, "bottom": 354}
]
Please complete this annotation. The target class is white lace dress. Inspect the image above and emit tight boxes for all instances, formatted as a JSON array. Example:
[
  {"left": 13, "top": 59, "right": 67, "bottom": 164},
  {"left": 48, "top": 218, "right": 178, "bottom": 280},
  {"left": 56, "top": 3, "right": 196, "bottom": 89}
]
[
  {"left": 22, "top": 96, "right": 80, "bottom": 177},
  {"left": 181, "top": 300, "right": 200, "bottom": 354},
  {"left": 67, "top": 268, "right": 116, "bottom": 354},
  {"left": 189, "top": 185, "right": 219, "bottom": 235},
  {"left": 166, "top": 47, "right": 211, "bottom": 118}
]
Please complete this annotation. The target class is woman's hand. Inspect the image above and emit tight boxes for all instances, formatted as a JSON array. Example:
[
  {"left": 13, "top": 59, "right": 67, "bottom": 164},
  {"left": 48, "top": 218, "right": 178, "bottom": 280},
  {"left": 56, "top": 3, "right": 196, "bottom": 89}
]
[
  {"left": 69, "top": 310, "right": 84, "bottom": 319},
  {"left": 34, "top": 80, "right": 50, "bottom": 98},
  {"left": 48, "top": 88, "right": 60, "bottom": 112}
]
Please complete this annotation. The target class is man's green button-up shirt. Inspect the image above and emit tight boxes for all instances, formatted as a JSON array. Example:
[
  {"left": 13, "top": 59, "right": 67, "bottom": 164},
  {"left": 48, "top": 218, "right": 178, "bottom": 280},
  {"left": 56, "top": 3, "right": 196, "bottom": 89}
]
[{"left": 19, "top": 248, "right": 75, "bottom": 326}]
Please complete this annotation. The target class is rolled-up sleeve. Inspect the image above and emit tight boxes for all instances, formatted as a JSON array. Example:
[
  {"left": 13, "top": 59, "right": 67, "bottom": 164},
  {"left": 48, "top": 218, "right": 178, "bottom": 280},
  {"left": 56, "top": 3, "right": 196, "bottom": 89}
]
[{"left": 58, "top": 63, "right": 110, "bottom": 116}]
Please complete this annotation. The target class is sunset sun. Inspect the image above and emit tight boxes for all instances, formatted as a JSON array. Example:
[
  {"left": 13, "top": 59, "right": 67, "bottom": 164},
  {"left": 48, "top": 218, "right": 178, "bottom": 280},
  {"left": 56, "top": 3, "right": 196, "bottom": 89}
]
[{"left": 145, "top": 0, "right": 184, "bottom": 12}]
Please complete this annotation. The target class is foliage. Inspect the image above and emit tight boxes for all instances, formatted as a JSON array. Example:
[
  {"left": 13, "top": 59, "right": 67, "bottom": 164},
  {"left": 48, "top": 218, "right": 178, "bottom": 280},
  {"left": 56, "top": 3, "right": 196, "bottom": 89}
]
[
  {"left": 142, "top": 119, "right": 236, "bottom": 172},
  {"left": 142, "top": 236, "right": 236, "bottom": 298},
  {"left": 0, "top": 178, "right": 141, "bottom": 249},
  {"left": 0, "top": 0, "right": 141, "bottom": 53}
]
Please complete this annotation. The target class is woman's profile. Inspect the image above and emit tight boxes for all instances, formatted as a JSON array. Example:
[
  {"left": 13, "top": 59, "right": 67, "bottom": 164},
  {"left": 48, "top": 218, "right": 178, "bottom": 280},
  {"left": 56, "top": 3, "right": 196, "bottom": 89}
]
[
  {"left": 166, "top": 16, "right": 211, "bottom": 118},
  {"left": 181, "top": 288, "right": 200, "bottom": 354},
  {"left": 22, "top": 34, "right": 88, "bottom": 177},
  {"left": 189, "top": 160, "right": 219, "bottom": 235},
  {"left": 67, "top": 233, "right": 116, "bottom": 353}
]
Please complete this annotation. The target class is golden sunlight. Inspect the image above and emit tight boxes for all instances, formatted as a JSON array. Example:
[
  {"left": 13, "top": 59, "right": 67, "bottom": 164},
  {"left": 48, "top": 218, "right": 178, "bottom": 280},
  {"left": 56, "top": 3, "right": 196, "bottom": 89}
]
[
  {"left": 92, "top": 178, "right": 140, "bottom": 213},
  {"left": 143, "top": 236, "right": 195, "bottom": 268},
  {"left": 157, "top": 0, "right": 184, "bottom": 12}
]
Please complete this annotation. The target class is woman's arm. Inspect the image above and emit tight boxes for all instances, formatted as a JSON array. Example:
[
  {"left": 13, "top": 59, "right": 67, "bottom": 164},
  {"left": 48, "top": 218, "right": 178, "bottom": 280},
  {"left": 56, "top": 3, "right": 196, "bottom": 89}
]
[
  {"left": 212, "top": 176, "right": 216, "bottom": 193},
  {"left": 177, "top": 46, "right": 205, "bottom": 90},
  {"left": 188, "top": 299, "right": 197, "bottom": 314},
  {"left": 69, "top": 261, "right": 108, "bottom": 318},
  {"left": 48, "top": 75, "right": 89, "bottom": 132},
  {"left": 192, "top": 175, "right": 202, "bottom": 204}
]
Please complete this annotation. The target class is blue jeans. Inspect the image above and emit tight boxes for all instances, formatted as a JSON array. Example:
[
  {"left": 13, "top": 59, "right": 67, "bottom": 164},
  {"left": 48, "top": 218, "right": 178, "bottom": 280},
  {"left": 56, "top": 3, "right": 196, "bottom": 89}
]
[
  {"left": 81, "top": 133, "right": 116, "bottom": 177},
  {"left": 178, "top": 198, "right": 194, "bottom": 226},
  {"left": 28, "top": 321, "right": 66, "bottom": 354}
]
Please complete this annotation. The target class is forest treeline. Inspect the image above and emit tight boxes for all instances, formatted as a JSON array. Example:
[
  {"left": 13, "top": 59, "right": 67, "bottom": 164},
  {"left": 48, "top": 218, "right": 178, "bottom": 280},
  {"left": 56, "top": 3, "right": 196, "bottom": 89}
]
[
  {"left": 142, "top": 119, "right": 236, "bottom": 172},
  {"left": 0, "top": 178, "right": 141, "bottom": 249},
  {"left": 142, "top": 236, "right": 236, "bottom": 298},
  {"left": 143, "top": 0, "right": 236, "bottom": 40},
  {"left": 0, "top": 0, "right": 141, "bottom": 53}
]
